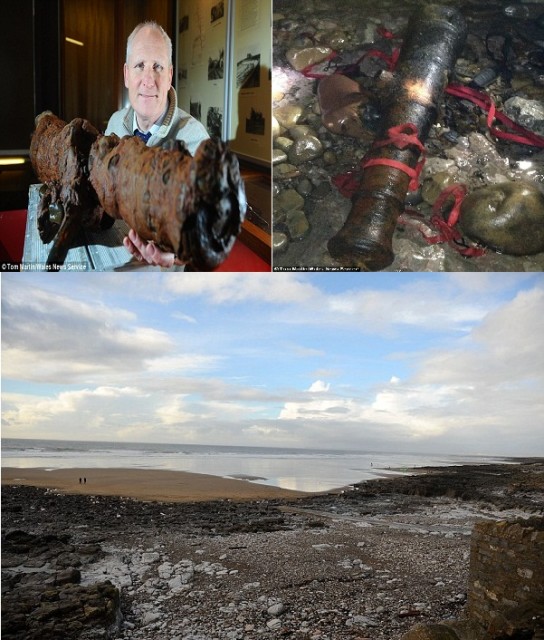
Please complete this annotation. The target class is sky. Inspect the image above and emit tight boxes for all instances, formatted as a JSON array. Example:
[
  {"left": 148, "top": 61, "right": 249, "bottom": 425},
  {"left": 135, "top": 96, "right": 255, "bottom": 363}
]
[{"left": 1, "top": 271, "right": 543, "bottom": 456}]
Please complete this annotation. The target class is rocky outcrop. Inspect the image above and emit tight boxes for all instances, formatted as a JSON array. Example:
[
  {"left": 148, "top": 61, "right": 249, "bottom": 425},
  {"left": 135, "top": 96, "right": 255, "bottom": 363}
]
[{"left": 1, "top": 530, "right": 121, "bottom": 640}]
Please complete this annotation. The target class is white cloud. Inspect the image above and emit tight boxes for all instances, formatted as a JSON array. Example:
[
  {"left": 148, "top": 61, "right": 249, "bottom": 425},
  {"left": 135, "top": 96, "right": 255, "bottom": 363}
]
[
  {"left": 2, "top": 284, "right": 173, "bottom": 383},
  {"left": 165, "top": 273, "right": 321, "bottom": 305},
  {"left": 171, "top": 311, "right": 197, "bottom": 324},
  {"left": 308, "top": 380, "right": 330, "bottom": 392}
]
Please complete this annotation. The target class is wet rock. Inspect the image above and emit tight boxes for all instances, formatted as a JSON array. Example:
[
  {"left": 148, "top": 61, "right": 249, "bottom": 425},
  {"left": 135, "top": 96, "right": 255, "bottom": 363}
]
[
  {"left": 323, "top": 150, "right": 337, "bottom": 165},
  {"left": 503, "top": 96, "right": 544, "bottom": 137},
  {"left": 286, "top": 209, "right": 311, "bottom": 240},
  {"left": 288, "top": 135, "right": 324, "bottom": 163},
  {"left": 273, "top": 231, "right": 289, "bottom": 254},
  {"left": 285, "top": 46, "right": 333, "bottom": 72},
  {"left": 288, "top": 125, "right": 317, "bottom": 140},
  {"left": 274, "top": 105, "right": 303, "bottom": 129},
  {"left": 275, "top": 188, "right": 305, "bottom": 216},
  {"left": 273, "top": 163, "right": 301, "bottom": 180},
  {"left": 275, "top": 136, "right": 294, "bottom": 152},
  {"left": 421, "top": 171, "right": 460, "bottom": 205},
  {"left": 459, "top": 181, "right": 544, "bottom": 255},
  {"left": 273, "top": 149, "right": 288, "bottom": 165},
  {"left": 296, "top": 178, "right": 313, "bottom": 197},
  {"left": 318, "top": 74, "right": 369, "bottom": 139},
  {"left": 272, "top": 116, "right": 281, "bottom": 138}
]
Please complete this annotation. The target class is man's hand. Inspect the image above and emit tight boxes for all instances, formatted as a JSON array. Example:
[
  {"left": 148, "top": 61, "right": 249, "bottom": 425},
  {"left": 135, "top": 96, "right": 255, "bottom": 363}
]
[{"left": 123, "top": 228, "right": 178, "bottom": 268}]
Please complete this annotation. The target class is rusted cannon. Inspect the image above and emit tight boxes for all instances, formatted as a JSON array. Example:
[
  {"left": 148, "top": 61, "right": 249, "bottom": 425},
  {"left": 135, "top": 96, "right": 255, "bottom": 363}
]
[
  {"left": 30, "top": 112, "right": 246, "bottom": 271},
  {"left": 327, "top": 5, "right": 468, "bottom": 271}
]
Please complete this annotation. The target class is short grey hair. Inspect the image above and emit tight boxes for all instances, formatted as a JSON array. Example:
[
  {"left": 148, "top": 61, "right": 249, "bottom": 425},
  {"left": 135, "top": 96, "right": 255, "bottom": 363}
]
[{"left": 126, "top": 21, "right": 172, "bottom": 65}]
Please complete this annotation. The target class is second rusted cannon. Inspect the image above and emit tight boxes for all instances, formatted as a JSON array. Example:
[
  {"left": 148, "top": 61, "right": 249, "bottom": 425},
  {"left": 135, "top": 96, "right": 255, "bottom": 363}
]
[{"left": 327, "top": 5, "right": 468, "bottom": 271}]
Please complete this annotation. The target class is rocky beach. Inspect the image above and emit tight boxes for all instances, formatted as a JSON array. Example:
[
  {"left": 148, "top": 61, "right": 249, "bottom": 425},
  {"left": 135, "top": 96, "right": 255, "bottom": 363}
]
[{"left": 2, "top": 460, "right": 543, "bottom": 640}]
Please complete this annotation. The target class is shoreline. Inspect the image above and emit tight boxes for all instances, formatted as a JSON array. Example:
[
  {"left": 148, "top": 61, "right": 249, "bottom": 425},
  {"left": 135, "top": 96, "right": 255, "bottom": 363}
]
[
  {"left": 2, "top": 461, "right": 542, "bottom": 640},
  {"left": 1, "top": 466, "right": 314, "bottom": 502},
  {"left": 3, "top": 458, "right": 542, "bottom": 503}
]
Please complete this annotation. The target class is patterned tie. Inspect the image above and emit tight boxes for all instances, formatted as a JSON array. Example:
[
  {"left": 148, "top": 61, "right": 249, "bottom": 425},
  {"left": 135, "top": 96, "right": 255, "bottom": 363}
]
[{"left": 134, "top": 130, "right": 151, "bottom": 143}]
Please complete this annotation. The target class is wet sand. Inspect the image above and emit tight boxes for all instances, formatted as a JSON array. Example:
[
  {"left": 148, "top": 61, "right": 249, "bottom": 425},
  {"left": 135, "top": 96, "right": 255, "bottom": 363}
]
[{"left": 1, "top": 466, "right": 310, "bottom": 502}]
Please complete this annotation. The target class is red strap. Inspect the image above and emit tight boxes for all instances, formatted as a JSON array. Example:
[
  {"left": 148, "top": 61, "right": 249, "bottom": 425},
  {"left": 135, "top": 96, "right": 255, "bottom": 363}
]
[
  {"left": 424, "top": 183, "right": 486, "bottom": 258},
  {"left": 362, "top": 157, "right": 424, "bottom": 191},
  {"left": 362, "top": 123, "right": 426, "bottom": 191},
  {"left": 446, "top": 83, "right": 544, "bottom": 148},
  {"left": 376, "top": 25, "right": 400, "bottom": 39},
  {"left": 373, "top": 123, "right": 426, "bottom": 154},
  {"left": 359, "top": 47, "right": 400, "bottom": 72},
  {"left": 432, "top": 183, "right": 467, "bottom": 227},
  {"left": 300, "top": 51, "right": 339, "bottom": 78}
]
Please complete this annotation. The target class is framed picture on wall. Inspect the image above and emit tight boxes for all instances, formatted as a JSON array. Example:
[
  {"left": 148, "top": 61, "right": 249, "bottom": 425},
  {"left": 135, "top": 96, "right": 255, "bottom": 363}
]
[
  {"left": 176, "top": 0, "right": 271, "bottom": 166},
  {"left": 176, "top": 0, "right": 227, "bottom": 140}
]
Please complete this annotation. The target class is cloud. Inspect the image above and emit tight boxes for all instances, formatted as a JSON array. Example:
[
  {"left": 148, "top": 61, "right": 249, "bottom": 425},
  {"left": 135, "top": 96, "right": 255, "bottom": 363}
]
[
  {"left": 165, "top": 273, "right": 321, "bottom": 305},
  {"left": 171, "top": 311, "right": 197, "bottom": 324},
  {"left": 414, "top": 288, "right": 544, "bottom": 386},
  {"left": 2, "top": 273, "right": 543, "bottom": 456},
  {"left": 308, "top": 380, "right": 330, "bottom": 392},
  {"left": 2, "top": 283, "right": 172, "bottom": 383}
]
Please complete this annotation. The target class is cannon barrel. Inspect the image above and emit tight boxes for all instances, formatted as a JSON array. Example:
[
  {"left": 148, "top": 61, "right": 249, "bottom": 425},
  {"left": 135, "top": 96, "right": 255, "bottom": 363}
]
[
  {"left": 327, "top": 5, "right": 467, "bottom": 271},
  {"left": 30, "top": 112, "right": 246, "bottom": 271}
]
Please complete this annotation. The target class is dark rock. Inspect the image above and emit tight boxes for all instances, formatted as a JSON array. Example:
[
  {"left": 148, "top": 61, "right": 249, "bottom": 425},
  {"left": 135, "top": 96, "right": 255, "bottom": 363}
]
[
  {"left": 1, "top": 528, "right": 121, "bottom": 640},
  {"left": 459, "top": 182, "right": 544, "bottom": 256}
]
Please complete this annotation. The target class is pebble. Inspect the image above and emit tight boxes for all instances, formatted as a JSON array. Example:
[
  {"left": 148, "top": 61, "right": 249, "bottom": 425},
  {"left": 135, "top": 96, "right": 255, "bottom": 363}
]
[
  {"left": 274, "top": 105, "right": 303, "bottom": 129},
  {"left": 275, "top": 188, "right": 305, "bottom": 214},
  {"left": 275, "top": 136, "right": 295, "bottom": 152},
  {"left": 268, "top": 602, "right": 286, "bottom": 616},
  {"left": 266, "top": 617, "right": 282, "bottom": 629},
  {"left": 286, "top": 209, "right": 311, "bottom": 240},
  {"left": 288, "top": 135, "right": 324, "bottom": 163},
  {"left": 274, "top": 163, "right": 300, "bottom": 180},
  {"left": 504, "top": 96, "right": 544, "bottom": 136},
  {"left": 273, "top": 149, "right": 288, "bottom": 165},
  {"left": 296, "top": 178, "right": 313, "bottom": 197},
  {"left": 142, "top": 552, "right": 160, "bottom": 563},
  {"left": 273, "top": 231, "right": 289, "bottom": 253}
]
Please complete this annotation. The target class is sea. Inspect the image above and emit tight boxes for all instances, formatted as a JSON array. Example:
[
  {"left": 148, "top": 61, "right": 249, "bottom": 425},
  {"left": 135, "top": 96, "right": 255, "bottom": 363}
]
[{"left": 1, "top": 438, "right": 512, "bottom": 493}]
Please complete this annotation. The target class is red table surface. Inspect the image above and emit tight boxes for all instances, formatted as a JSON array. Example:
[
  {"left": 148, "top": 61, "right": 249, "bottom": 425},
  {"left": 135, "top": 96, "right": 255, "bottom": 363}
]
[{"left": 0, "top": 209, "right": 270, "bottom": 272}]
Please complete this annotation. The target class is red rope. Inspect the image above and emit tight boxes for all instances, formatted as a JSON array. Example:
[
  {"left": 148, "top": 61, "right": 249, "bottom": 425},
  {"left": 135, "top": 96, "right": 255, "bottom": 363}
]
[
  {"left": 425, "top": 184, "right": 486, "bottom": 257},
  {"left": 359, "top": 47, "right": 400, "bottom": 72},
  {"left": 362, "top": 123, "right": 426, "bottom": 191},
  {"left": 300, "top": 50, "right": 339, "bottom": 78},
  {"left": 446, "top": 83, "right": 544, "bottom": 148}
]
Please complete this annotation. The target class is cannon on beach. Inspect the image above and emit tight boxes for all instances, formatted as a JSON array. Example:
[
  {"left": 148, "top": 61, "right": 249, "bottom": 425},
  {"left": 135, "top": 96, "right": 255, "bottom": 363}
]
[{"left": 327, "top": 4, "right": 468, "bottom": 271}]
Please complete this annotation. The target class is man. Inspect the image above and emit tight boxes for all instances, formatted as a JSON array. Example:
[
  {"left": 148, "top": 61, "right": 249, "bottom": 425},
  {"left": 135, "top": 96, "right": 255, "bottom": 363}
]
[{"left": 106, "top": 21, "right": 209, "bottom": 267}]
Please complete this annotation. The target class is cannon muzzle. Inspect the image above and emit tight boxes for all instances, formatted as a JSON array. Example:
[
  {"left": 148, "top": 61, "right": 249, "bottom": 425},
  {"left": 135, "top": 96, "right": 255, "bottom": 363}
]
[{"left": 328, "top": 5, "right": 467, "bottom": 271}]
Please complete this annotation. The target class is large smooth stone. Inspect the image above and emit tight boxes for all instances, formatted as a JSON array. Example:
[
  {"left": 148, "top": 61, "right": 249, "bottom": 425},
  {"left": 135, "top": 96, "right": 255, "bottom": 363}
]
[
  {"left": 459, "top": 181, "right": 544, "bottom": 255},
  {"left": 286, "top": 46, "right": 332, "bottom": 72}
]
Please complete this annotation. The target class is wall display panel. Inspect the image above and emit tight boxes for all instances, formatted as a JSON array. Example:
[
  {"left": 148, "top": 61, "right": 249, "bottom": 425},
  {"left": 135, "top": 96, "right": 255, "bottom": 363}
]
[{"left": 176, "top": 0, "right": 271, "bottom": 164}]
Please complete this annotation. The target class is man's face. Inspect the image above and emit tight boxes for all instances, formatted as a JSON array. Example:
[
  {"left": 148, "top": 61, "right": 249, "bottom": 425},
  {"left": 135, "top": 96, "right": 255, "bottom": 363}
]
[{"left": 124, "top": 27, "right": 173, "bottom": 127}]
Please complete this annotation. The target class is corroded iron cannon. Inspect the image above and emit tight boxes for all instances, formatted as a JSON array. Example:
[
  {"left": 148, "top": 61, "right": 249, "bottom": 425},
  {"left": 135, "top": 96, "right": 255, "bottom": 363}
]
[
  {"left": 327, "top": 5, "right": 468, "bottom": 271},
  {"left": 30, "top": 112, "right": 246, "bottom": 271}
]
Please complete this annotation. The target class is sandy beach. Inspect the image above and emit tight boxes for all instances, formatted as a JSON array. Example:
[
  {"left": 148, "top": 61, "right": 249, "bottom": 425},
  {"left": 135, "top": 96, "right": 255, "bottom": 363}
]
[
  {"left": 2, "top": 461, "right": 542, "bottom": 640},
  {"left": 1, "top": 466, "right": 311, "bottom": 502}
]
